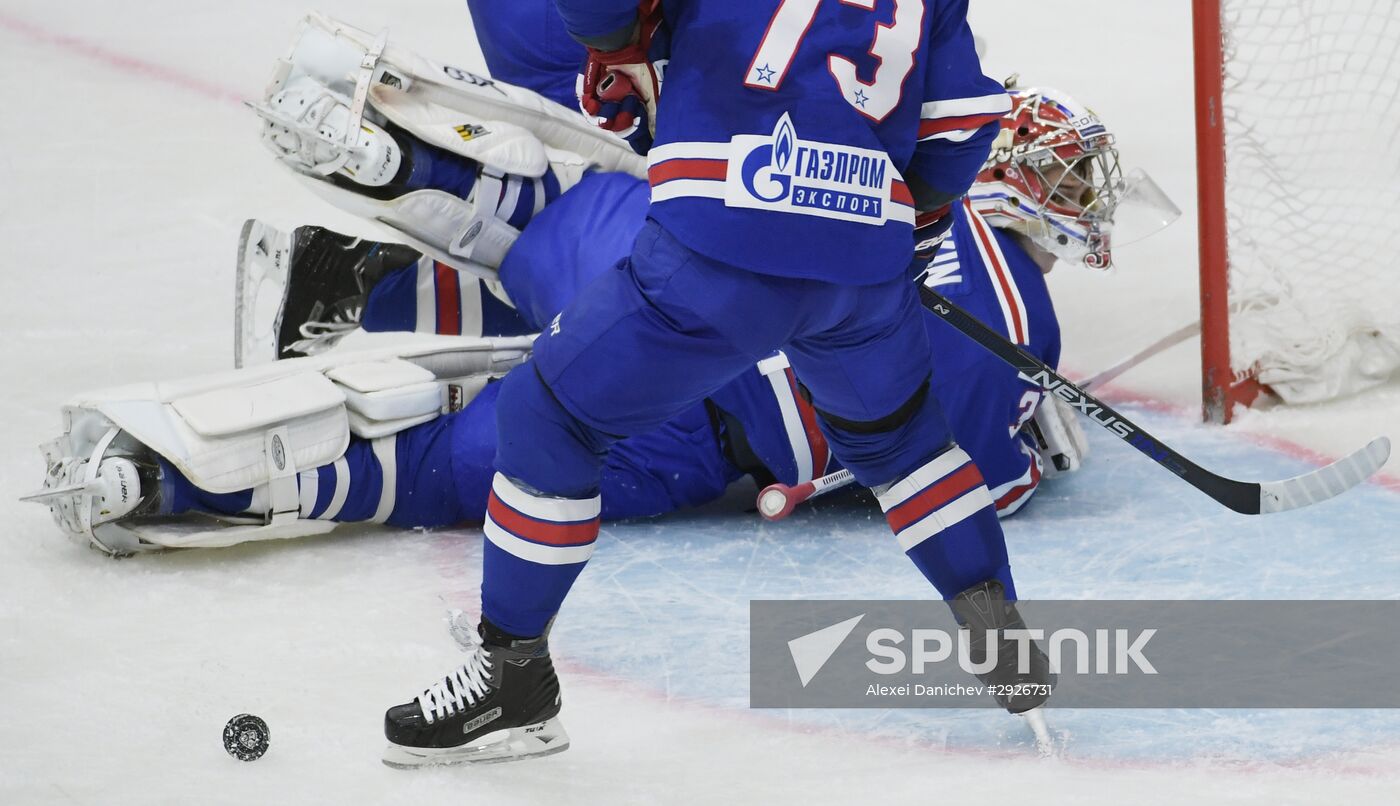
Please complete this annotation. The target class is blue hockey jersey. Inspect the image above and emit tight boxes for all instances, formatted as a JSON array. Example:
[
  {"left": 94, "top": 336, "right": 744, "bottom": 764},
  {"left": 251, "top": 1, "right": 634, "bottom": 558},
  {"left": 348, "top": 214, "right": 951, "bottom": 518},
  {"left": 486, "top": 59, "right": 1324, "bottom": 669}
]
[
  {"left": 706, "top": 199, "right": 1058, "bottom": 512},
  {"left": 465, "top": 0, "right": 584, "bottom": 110},
  {"left": 497, "top": 172, "right": 1058, "bottom": 513},
  {"left": 554, "top": 0, "right": 1009, "bottom": 283}
]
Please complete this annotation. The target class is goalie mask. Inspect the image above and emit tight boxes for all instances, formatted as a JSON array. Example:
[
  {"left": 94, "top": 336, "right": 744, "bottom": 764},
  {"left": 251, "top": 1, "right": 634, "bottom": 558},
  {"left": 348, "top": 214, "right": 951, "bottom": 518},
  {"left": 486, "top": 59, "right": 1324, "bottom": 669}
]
[{"left": 971, "top": 86, "right": 1179, "bottom": 270}]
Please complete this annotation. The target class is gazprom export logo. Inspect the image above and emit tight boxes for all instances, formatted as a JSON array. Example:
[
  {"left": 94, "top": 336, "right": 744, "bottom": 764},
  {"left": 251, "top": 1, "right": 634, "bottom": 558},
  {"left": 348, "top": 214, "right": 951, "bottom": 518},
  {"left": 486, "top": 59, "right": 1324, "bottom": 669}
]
[
  {"left": 727, "top": 113, "right": 898, "bottom": 225},
  {"left": 740, "top": 114, "right": 795, "bottom": 203}
]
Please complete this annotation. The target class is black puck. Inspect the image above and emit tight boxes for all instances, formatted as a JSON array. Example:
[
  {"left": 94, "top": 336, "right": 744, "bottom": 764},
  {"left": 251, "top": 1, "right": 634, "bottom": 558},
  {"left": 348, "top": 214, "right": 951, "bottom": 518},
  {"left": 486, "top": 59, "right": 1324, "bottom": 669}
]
[{"left": 223, "top": 714, "right": 270, "bottom": 761}]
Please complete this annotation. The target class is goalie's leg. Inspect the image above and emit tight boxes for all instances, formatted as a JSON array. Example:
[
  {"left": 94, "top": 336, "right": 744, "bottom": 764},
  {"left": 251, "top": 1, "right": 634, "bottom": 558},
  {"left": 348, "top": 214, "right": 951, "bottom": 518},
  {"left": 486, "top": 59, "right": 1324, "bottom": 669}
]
[
  {"left": 236, "top": 220, "right": 418, "bottom": 365},
  {"left": 235, "top": 220, "right": 531, "bottom": 366}
]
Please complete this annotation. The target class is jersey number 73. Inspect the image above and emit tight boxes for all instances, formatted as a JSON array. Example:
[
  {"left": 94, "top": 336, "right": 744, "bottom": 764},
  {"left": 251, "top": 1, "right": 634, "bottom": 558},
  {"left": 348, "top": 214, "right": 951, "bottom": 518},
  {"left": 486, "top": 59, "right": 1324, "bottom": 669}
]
[{"left": 744, "top": 0, "right": 924, "bottom": 122}]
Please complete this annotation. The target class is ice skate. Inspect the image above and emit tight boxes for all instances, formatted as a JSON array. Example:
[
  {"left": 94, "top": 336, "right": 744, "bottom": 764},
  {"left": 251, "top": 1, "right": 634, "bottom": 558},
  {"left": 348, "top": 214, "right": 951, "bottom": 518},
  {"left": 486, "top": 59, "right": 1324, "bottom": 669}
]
[
  {"left": 253, "top": 74, "right": 407, "bottom": 192},
  {"left": 21, "top": 430, "right": 164, "bottom": 556},
  {"left": 234, "top": 219, "right": 422, "bottom": 366},
  {"left": 950, "top": 580, "right": 1057, "bottom": 713},
  {"left": 383, "top": 619, "right": 569, "bottom": 768}
]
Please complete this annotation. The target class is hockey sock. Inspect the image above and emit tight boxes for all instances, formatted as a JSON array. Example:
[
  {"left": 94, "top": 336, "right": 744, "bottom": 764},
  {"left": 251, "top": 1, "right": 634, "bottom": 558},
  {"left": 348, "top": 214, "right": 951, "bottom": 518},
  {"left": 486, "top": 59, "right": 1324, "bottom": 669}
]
[
  {"left": 361, "top": 257, "right": 532, "bottom": 337},
  {"left": 480, "top": 473, "right": 600, "bottom": 638},
  {"left": 876, "top": 446, "right": 1016, "bottom": 600},
  {"left": 401, "top": 136, "right": 564, "bottom": 229},
  {"left": 401, "top": 135, "right": 480, "bottom": 198}
]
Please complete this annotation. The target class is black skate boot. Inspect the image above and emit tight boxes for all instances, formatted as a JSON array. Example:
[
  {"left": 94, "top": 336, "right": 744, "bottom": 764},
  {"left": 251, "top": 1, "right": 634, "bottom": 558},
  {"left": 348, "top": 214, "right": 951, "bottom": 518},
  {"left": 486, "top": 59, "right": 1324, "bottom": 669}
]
[
  {"left": 234, "top": 219, "right": 423, "bottom": 367},
  {"left": 382, "top": 618, "right": 569, "bottom": 768},
  {"left": 950, "top": 580, "right": 1057, "bottom": 752},
  {"left": 950, "top": 580, "right": 1056, "bottom": 713}
]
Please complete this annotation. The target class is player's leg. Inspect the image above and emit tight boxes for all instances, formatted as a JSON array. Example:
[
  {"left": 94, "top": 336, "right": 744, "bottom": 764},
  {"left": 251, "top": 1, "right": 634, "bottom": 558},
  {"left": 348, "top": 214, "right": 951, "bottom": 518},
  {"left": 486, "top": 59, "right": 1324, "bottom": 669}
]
[
  {"left": 496, "top": 170, "right": 651, "bottom": 329},
  {"left": 81, "top": 360, "right": 736, "bottom": 551},
  {"left": 447, "top": 381, "right": 743, "bottom": 522},
  {"left": 382, "top": 222, "right": 803, "bottom": 766},
  {"left": 24, "top": 339, "right": 531, "bottom": 554},
  {"left": 236, "top": 221, "right": 531, "bottom": 365},
  {"left": 784, "top": 277, "right": 1051, "bottom": 713},
  {"left": 238, "top": 172, "right": 650, "bottom": 364},
  {"left": 157, "top": 403, "right": 481, "bottom": 531}
]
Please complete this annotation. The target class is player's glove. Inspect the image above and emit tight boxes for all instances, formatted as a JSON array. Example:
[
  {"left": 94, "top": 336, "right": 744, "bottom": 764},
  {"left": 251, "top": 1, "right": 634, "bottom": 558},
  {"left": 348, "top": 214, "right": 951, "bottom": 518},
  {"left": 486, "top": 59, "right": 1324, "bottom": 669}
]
[
  {"left": 1024, "top": 395, "right": 1090, "bottom": 477},
  {"left": 911, "top": 203, "right": 955, "bottom": 279},
  {"left": 577, "top": 0, "right": 668, "bottom": 155}
]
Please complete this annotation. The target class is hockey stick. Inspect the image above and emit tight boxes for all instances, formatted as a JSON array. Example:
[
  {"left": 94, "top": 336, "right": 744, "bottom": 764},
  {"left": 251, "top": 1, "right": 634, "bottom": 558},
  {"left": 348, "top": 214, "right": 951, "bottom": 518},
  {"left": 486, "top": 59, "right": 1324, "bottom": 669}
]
[
  {"left": 757, "top": 469, "right": 856, "bottom": 521},
  {"left": 917, "top": 284, "right": 1390, "bottom": 514},
  {"left": 1080, "top": 320, "right": 1200, "bottom": 391},
  {"left": 756, "top": 321, "right": 1200, "bottom": 521}
]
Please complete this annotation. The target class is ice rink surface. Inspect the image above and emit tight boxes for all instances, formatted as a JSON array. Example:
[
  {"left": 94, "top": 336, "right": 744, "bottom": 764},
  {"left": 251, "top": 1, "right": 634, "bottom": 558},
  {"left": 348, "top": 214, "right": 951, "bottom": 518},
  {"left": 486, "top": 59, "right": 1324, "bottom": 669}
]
[{"left": 2, "top": 1, "right": 1399, "bottom": 803}]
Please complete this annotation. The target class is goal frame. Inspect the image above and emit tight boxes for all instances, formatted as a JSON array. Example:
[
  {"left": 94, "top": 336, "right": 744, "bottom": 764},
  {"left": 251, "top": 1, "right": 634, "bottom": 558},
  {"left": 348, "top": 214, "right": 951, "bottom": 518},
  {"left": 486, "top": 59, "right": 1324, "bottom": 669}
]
[{"left": 1192, "top": 0, "right": 1265, "bottom": 424}]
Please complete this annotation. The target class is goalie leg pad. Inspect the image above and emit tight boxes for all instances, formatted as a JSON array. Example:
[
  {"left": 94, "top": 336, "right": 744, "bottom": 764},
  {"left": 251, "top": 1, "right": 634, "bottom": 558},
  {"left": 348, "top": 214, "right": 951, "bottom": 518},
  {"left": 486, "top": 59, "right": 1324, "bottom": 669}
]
[
  {"left": 27, "top": 339, "right": 532, "bottom": 552},
  {"left": 257, "top": 13, "right": 641, "bottom": 281}
]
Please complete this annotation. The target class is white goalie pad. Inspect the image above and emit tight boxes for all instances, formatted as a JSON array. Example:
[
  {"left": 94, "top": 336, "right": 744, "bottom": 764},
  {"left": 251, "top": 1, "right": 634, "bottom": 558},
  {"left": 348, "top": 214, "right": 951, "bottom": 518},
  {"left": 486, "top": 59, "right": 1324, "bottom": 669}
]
[
  {"left": 279, "top": 13, "right": 645, "bottom": 177},
  {"left": 291, "top": 178, "right": 521, "bottom": 281},
  {"left": 32, "top": 337, "right": 533, "bottom": 553},
  {"left": 257, "top": 13, "right": 646, "bottom": 280}
]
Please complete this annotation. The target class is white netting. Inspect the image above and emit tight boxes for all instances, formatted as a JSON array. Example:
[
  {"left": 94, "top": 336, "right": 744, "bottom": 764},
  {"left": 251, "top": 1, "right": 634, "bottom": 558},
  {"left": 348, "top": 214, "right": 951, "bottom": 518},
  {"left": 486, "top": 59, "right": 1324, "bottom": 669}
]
[{"left": 1220, "top": 0, "right": 1400, "bottom": 403}]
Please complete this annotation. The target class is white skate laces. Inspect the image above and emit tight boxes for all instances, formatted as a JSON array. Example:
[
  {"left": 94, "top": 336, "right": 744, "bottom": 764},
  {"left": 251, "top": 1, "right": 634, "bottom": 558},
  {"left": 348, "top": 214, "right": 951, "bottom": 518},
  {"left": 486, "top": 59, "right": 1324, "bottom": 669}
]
[
  {"left": 256, "top": 76, "right": 402, "bottom": 187},
  {"left": 416, "top": 625, "right": 495, "bottom": 724},
  {"left": 285, "top": 308, "right": 363, "bottom": 356}
]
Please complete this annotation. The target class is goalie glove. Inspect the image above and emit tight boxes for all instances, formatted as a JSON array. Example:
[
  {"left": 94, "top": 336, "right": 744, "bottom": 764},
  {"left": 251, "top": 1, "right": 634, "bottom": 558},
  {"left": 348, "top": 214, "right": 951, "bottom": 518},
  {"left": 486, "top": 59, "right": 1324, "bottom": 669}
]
[
  {"left": 1025, "top": 395, "right": 1090, "bottom": 478},
  {"left": 577, "top": 0, "right": 668, "bottom": 155}
]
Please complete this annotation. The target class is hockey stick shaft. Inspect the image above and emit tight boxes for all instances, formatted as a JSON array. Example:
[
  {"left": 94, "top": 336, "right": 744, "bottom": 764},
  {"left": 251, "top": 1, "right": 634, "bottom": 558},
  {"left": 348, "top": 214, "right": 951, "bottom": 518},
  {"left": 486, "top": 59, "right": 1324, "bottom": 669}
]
[
  {"left": 1080, "top": 320, "right": 1200, "bottom": 391},
  {"left": 757, "top": 469, "right": 856, "bottom": 521},
  {"left": 918, "top": 284, "right": 1388, "bottom": 514}
]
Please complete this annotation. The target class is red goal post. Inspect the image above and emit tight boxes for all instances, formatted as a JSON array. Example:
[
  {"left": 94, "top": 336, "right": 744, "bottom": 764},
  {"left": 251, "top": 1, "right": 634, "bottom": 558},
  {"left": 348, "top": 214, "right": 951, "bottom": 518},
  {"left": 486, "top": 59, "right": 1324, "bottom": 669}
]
[
  {"left": 1192, "top": 0, "right": 1400, "bottom": 424},
  {"left": 1193, "top": 0, "right": 1262, "bottom": 424}
]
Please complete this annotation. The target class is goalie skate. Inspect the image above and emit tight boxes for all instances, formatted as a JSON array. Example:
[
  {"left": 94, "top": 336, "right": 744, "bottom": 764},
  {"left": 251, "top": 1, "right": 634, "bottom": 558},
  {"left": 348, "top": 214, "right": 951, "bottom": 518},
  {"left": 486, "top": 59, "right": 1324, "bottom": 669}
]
[
  {"left": 383, "top": 619, "right": 569, "bottom": 768},
  {"left": 251, "top": 14, "right": 645, "bottom": 283},
  {"left": 234, "top": 219, "right": 422, "bottom": 367},
  {"left": 20, "top": 427, "right": 222, "bottom": 556}
]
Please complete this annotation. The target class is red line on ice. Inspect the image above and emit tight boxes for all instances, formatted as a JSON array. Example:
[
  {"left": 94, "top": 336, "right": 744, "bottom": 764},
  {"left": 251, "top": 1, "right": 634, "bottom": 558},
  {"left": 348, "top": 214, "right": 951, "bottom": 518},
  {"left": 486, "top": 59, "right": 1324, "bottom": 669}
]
[{"left": 0, "top": 12, "right": 246, "bottom": 106}]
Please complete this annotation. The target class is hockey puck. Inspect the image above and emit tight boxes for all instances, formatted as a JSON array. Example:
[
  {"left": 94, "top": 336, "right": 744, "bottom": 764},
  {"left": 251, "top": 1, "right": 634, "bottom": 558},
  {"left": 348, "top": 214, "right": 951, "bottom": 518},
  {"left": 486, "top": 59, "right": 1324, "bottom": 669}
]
[{"left": 223, "top": 714, "right": 270, "bottom": 761}]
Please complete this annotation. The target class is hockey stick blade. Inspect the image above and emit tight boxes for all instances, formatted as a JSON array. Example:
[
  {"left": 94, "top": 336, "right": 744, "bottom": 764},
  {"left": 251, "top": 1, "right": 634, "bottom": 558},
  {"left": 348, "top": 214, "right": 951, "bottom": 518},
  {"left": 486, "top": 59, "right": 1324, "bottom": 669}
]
[
  {"left": 1259, "top": 437, "right": 1390, "bottom": 514},
  {"left": 917, "top": 283, "right": 1390, "bottom": 515}
]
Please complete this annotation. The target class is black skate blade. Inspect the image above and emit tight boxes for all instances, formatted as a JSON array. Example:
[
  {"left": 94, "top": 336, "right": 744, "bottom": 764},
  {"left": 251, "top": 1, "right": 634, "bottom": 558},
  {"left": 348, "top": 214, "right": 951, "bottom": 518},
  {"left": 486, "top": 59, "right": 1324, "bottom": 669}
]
[{"left": 382, "top": 717, "right": 570, "bottom": 769}]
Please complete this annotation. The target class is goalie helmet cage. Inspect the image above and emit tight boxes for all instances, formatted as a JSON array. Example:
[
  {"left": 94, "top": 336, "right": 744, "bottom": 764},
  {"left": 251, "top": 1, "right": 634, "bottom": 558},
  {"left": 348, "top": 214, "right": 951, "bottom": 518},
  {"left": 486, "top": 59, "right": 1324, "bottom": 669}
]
[{"left": 1193, "top": 0, "right": 1400, "bottom": 424}]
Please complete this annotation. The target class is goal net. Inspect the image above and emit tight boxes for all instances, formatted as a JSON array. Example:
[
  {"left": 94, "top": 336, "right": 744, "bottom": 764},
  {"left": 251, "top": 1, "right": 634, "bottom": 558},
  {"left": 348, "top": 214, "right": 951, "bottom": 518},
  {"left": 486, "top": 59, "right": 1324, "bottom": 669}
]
[{"left": 1198, "top": 0, "right": 1400, "bottom": 412}]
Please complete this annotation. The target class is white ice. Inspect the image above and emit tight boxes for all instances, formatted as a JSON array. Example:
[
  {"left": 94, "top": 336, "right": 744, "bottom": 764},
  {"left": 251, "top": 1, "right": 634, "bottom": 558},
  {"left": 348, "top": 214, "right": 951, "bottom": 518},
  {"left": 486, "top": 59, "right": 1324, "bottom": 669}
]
[{"left": 2, "top": 1, "right": 1399, "bottom": 803}]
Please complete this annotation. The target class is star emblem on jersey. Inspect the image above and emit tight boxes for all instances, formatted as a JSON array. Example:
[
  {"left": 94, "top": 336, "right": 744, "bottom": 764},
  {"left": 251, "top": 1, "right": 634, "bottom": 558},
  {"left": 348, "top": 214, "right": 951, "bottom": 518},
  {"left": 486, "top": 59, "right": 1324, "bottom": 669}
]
[
  {"left": 853, "top": 89, "right": 869, "bottom": 108},
  {"left": 754, "top": 63, "right": 776, "bottom": 84}
]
